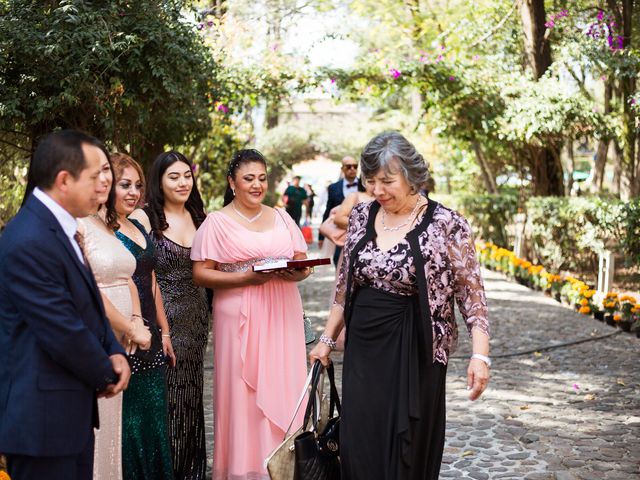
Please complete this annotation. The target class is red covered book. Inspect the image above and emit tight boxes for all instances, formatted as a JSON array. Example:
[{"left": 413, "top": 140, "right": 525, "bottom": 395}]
[{"left": 252, "top": 257, "right": 331, "bottom": 272}]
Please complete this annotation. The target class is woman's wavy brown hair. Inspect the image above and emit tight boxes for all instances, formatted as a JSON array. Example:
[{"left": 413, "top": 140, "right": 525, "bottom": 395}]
[{"left": 106, "top": 152, "right": 146, "bottom": 231}]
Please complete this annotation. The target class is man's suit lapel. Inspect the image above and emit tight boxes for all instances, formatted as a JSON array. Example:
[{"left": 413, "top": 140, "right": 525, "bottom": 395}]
[{"left": 27, "top": 196, "right": 104, "bottom": 310}]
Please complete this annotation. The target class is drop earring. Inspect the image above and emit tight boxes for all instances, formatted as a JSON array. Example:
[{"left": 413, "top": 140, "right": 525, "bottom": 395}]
[{"left": 232, "top": 188, "right": 236, "bottom": 196}]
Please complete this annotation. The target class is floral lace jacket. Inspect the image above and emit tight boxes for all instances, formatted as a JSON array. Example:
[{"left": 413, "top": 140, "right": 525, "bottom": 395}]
[{"left": 334, "top": 201, "right": 490, "bottom": 365}]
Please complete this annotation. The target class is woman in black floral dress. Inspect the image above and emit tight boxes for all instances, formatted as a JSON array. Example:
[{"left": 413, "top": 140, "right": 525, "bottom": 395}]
[
  {"left": 310, "top": 132, "right": 491, "bottom": 480},
  {"left": 131, "top": 152, "right": 210, "bottom": 480}
]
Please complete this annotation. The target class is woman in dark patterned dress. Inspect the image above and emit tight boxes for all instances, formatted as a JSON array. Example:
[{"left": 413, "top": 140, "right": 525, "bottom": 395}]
[
  {"left": 112, "top": 153, "right": 176, "bottom": 480},
  {"left": 310, "top": 132, "right": 491, "bottom": 480},
  {"left": 131, "top": 151, "right": 210, "bottom": 480}
]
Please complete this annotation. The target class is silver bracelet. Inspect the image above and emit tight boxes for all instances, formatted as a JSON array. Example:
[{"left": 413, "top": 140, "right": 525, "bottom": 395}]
[
  {"left": 319, "top": 334, "right": 337, "bottom": 350},
  {"left": 471, "top": 353, "right": 491, "bottom": 367}
]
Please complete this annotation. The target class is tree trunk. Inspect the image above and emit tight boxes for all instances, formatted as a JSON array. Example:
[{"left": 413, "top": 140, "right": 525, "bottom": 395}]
[
  {"left": 609, "top": 0, "right": 636, "bottom": 199},
  {"left": 528, "top": 145, "right": 565, "bottom": 196},
  {"left": 520, "top": 0, "right": 564, "bottom": 196},
  {"left": 591, "top": 79, "right": 613, "bottom": 192},
  {"left": 520, "top": 0, "right": 552, "bottom": 81},
  {"left": 471, "top": 140, "right": 498, "bottom": 194},
  {"left": 612, "top": 140, "right": 623, "bottom": 196},
  {"left": 566, "top": 137, "right": 575, "bottom": 196}
]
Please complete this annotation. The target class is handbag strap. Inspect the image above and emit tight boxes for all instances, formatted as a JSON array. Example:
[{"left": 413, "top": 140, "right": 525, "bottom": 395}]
[
  {"left": 282, "top": 362, "right": 320, "bottom": 438},
  {"left": 302, "top": 361, "right": 341, "bottom": 431}
]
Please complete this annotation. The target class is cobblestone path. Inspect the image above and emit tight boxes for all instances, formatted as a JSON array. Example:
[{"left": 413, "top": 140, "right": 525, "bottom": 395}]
[{"left": 204, "top": 259, "right": 640, "bottom": 479}]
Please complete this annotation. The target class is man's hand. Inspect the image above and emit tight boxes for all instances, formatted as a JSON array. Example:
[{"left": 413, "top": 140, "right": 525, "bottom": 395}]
[{"left": 99, "top": 354, "right": 131, "bottom": 398}]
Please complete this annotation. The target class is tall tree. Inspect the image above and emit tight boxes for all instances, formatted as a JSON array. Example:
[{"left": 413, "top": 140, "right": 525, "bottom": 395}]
[
  {"left": 0, "top": 0, "right": 218, "bottom": 168},
  {"left": 520, "top": 0, "right": 564, "bottom": 195}
]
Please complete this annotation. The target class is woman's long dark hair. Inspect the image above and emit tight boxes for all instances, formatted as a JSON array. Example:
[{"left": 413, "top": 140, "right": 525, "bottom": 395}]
[
  {"left": 144, "top": 151, "right": 206, "bottom": 238},
  {"left": 223, "top": 149, "right": 268, "bottom": 206}
]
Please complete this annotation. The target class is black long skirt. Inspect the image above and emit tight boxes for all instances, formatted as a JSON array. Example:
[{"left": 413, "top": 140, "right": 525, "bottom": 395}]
[{"left": 340, "top": 287, "right": 447, "bottom": 480}]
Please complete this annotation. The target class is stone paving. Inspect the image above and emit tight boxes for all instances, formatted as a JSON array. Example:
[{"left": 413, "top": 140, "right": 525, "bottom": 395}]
[{"left": 203, "top": 254, "right": 640, "bottom": 479}]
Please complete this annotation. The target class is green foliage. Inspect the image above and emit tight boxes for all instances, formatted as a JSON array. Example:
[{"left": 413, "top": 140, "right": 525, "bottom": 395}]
[
  {"left": 525, "top": 196, "right": 640, "bottom": 273},
  {"left": 434, "top": 193, "right": 519, "bottom": 247},
  {"left": 0, "top": 0, "right": 217, "bottom": 163}
]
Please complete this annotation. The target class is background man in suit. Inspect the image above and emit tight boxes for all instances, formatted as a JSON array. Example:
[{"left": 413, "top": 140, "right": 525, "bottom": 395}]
[
  {"left": 320, "top": 155, "right": 360, "bottom": 264},
  {"left": 0, "top": 130, "right": 131, "bottom": 480}
]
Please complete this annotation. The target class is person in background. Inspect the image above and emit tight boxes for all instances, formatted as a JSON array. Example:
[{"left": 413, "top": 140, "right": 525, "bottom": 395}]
[
  {"left": 111, "top": 153, "right": 175, "bottom": 480},
  {"left": 283, "top": 175, "right": 307, "bottom": 227},
  {"left": 191, "top": 149, "right": 310, "bottom": 480},
  {"left": 77, "top": 151, "right": 151, "bottom": 480},
  {"left": 332, "top": 178, "right": 374, "bottom": 231},
  {"left": 0, "top": 130, "right": 130, "bottom": 480},
  {"left": 320, "top": 156, "right": 360, "bottom": 264},
  {"left": 130, "top": 151, "right": 210, "bottom": 480},
  {"left": 310, "top": 131, "right": 490, "bottom": 480},
  {"left": 305, "top": 183, "right": 316, "bottom": 224}
]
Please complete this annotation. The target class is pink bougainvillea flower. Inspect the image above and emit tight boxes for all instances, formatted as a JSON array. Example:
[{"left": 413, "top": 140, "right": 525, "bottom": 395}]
[
  {"left": 330, "top": 78, "right": 336, "bottom": 84},
  {"left": 572, "top": 383, "right": 580, "bottom": 392},
  {"left": 207, "top": 20, "right": 214, "bottom": 27},
  {"left": 473, "top": 55, "right": 480, "bottom": 61},
  {"left": 545, "top": 20, "right": 555, "bottom": 28},
  {"left": 389, "top": 68, "right": 401, "bottom": 79},
  {"left": 271, "top": 43, "right": 280, "bottom": 51},
  {"left": 436, "top": 54, "right": 444, "bottom": 62},
  {"left": 448, "top": 76, "right": 456, "bottom": 81},
  {"left": 197, "top": 23, "right": 204, "bottom": 30},
  {"left": 191, "top": 164, "right": 198, "bottom": 174},
  {"left": 597, "top": 10, "right": 604, "bottom": 21},
  {"left": 217, "top": 104, "right": 229, "bottom": 113}
]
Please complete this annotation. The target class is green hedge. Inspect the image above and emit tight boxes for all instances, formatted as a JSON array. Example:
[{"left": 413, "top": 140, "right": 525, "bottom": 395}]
[
  {"left": 435, "top": 193, "right": 639, "bottom": 274},
  {"left": 433, "top": 193, "right": 520, "bottom": 248},
  {"left": 526, "top": 197, "right": 640, "bottom": 272}
]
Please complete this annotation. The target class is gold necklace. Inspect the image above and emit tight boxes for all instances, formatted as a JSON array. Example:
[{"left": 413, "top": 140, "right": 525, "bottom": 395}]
[{"left": 381, "top": 197, "right": 421, "bottom": 232}]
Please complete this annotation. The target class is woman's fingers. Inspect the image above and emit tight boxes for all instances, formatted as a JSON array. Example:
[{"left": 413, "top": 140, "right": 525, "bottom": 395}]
[{"left": 467, "top": 360, "right": 489, "bottom": 401}]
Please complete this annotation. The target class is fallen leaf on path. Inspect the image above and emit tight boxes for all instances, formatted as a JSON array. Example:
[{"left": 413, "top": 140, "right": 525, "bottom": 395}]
[
  {"left": 462, "top": 450, "right": 475, "bottom": 457},
  {"left": 616, "top": 379, "right": 625, "bottom": 386},
  {"left": 519, "top": 405, "right": 530, "bottom": 410},
  {"left": 583, "top": 394, "right": 596, "bottom": 401},
  {"left": 534, "top": 351, "right": 542, "bottom": 357}
]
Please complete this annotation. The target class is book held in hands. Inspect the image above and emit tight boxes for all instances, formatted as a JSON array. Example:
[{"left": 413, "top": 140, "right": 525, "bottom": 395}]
[{"left": 252, "top": 258, "right": 331, "bottom": 272}]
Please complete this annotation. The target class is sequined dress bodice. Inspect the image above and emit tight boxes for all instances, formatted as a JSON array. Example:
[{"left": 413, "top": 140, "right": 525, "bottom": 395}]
[{"left": 116, "top": 220, "right": 165, "bottom": 373}]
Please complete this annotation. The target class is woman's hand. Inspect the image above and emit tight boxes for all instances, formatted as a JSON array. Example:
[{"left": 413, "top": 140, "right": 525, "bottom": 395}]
[
  {"left": 309, "top": 342, "right": 333, "bottom": 367},
  {"left": 467, "top": 358, "right": 490, "bottom": 401},
  {"left": 128, "top": 315, "right": 152, "bottom": 350},
  {"left": 163, "top": 335, "right": 177, "bottom": 367},
  {"left": 244, "top": 270, "right": 276, "bottom": 286},
  {"left": 275, "top": 267, "right": 311, "bottom": 282}
]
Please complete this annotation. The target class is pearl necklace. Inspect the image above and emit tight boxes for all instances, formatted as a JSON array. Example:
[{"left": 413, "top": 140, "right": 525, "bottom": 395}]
[
  {"left": 232, "top": 202, "right": 263, "bottom": 223},
  {"left": 381, "top": 197, "right": 421, "bottom": 232}
]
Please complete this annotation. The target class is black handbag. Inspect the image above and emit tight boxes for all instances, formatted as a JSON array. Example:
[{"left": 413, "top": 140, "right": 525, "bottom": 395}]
[{"left": 293, "top": 360, "right": 341, "bottom": 480}]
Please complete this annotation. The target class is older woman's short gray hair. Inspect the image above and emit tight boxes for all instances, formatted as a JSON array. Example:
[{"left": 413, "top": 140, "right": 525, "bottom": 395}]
[{"left": 360, "top": 131, "right": 430, "bottom": 193}]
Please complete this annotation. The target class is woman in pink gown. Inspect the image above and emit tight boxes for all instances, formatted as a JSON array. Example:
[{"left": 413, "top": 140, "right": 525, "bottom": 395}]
[{"left": 191, "top": 149, "right": 311, "bottom": 480}]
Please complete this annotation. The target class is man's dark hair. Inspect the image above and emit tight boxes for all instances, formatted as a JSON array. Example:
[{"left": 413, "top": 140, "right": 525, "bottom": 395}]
[{"left": 28, "top": 129, "right": 108, "bottom": 191}]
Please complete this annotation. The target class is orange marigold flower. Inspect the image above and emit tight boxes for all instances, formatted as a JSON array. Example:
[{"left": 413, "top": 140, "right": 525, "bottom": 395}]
[
  {"left": 613, "top": 314, "right": 622, "bottom": 321},
  {"left": 578, "top": 306, "right": 591, "bottom": 314},
  {"left": 580, "top": 298, "right": 589, "bottom": 306}
]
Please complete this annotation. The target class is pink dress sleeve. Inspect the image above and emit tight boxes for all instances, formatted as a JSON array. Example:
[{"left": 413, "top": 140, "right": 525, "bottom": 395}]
[
  {"left": 190, "top": 213, "right": 224, "bottom": 262},
  {"left": 276, "top": 208, "right": 308, "bottom": 255}
]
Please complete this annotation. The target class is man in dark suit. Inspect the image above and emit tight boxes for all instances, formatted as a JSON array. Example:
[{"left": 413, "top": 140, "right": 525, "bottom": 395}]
[
  {"left": 0, "top": 130, "right": 131, "bottom": 480},
  {"left": 320, "top": 156, "right": 360, "bottom": 265}
]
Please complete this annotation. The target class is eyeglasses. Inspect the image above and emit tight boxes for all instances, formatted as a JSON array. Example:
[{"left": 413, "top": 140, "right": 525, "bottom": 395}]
[{"left": 343, "top": 164, "right": 358, "bottom": 170}]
